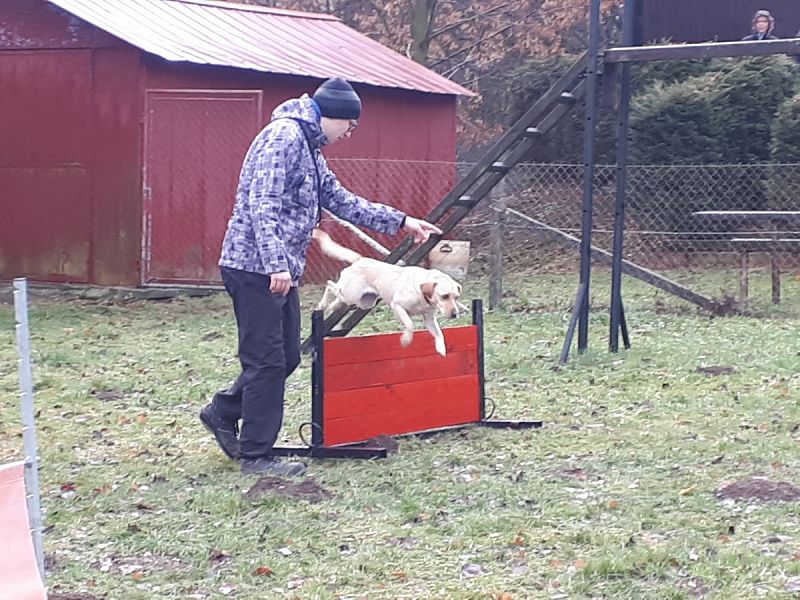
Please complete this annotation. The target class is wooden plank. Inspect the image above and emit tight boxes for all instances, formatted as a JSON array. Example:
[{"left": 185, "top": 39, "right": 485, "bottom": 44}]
[
  {"left": 401, "top": 80, "right": 591, "bottom": 269},
  {"left": 693, "top": 211, "right": 800, "bottom": 224},
  {"left": 695, "top": 211, "right": 800, "bottom": 217},
  {"left": 729, "top": 239, "right": 800, "bottom": 252},
  {"left": 605, "top": 39, "right": 800, "bottom": 63},
  {"left": 323, "top": 375, "right": 481, "bottom": 446},
  {"left": 506, "top": 207, "right": 728, "bottom": 314},
  {"left": 324, "top": 325, "right": 477, "bottom": 366},
  {"left": 417, "top": 53, "right": 589, "bottom": 228},
  {"left": 324, "top": 374, "right": 479, "bottom": 419},
  {"left": 324, "top": 348, "right": 477, "bottom": 393}
]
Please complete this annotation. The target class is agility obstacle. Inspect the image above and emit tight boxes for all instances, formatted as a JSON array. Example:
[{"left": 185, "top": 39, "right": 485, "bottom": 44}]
[
  {"left": 0, "top": 462, "right": 46, "bottom": 599},
  {"left": 1, "top": 279, "right": 47, "bottom": 599},
  {"left": 273, "top": 299, "right": 541, "bottom": 459}
]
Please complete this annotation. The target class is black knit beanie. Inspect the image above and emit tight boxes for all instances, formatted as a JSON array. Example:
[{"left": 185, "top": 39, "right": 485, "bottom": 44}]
[{"left": 313, "top": 77, "right": 362, "bottom": 120}]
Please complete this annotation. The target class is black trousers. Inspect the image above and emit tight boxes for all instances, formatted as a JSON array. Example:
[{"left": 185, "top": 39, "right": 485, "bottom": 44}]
[{"left": 217, "top": 267, "right": 301, "bottom": 459}]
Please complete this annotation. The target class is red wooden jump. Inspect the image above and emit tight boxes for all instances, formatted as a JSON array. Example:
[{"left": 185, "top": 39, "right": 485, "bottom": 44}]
[{"left": 271, "top": 299, "right": 541, "bottom": 459}]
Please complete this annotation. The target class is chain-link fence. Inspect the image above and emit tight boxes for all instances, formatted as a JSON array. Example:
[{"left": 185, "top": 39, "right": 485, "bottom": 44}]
[
  {"left": 308, "top": 160, "right": 800, "bottom": 315},
  {"left": 308, "top": 158, "right": 456, "bottom": 282}
]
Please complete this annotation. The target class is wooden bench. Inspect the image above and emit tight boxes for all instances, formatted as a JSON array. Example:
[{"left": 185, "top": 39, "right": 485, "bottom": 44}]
[
  {"left": 729, "top": 238, "right": 800, "bottom": 304},
  {"left": 692, "top": 212, "right": 800, "bottom": 305}
]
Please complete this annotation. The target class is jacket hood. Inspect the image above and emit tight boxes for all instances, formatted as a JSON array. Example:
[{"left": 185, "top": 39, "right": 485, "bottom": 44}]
[
  {"left": 271, "top": 94, "right": 328, "bottom": 146},
  {"left": 751, "top": 10, "right": 775, "bottom": 34}
]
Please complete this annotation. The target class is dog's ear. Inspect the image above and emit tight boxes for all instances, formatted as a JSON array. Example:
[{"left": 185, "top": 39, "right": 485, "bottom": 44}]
[{"left": 420, "top": 281, "right": 437, "bottom": 302}]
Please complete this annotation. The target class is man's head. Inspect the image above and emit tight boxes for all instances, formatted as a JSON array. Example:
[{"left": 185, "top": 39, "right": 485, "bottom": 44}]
[
  {"left": 313, "top": 77, "right": 361, "bottom": 143},
  {"left": 752, "top": 10, "right": 774, "bottom": 34}
]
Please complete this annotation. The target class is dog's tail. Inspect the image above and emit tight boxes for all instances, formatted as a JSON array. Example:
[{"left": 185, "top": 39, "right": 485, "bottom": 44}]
[{"left": 312, "top": 229, "right": 362, "bottom": 264}]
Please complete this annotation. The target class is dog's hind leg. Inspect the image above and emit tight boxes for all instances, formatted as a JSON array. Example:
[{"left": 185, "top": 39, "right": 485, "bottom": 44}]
[
  {"left": 391, "top": 303, "right": 416, "bottom": 348},
  {"left": 423, "top": 313, "right": 446, "bottom": 356}
]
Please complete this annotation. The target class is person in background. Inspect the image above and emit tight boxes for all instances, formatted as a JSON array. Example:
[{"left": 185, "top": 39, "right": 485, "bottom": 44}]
[
  {"left": 742, "top": 9, "right": 778, "bottom": 41},
  {"left": 200, "top": 77, "right": 442, "bottom": 477}
]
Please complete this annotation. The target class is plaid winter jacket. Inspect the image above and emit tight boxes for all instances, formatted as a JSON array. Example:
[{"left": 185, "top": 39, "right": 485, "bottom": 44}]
[{"left": 219, "top": 95, "right": 405, "bottom": 280}]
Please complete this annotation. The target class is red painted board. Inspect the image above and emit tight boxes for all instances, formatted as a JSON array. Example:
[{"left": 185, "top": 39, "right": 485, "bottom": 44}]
[
  {"left": 324, "top": 349, "right": 477, "bottom": 393},
  {"left": 323, "top": 374, "right": 481, "bottom": 446},
  {"left": 324, "top": 325, "right": 477, "bottom": 366}
]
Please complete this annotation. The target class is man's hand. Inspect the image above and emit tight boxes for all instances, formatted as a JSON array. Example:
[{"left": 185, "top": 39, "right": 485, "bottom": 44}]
[
  {"left": 403, "top": 216, "right": 442, "bottom": 244},
  {"left": 270, "top": 271, "right": 292, "bottom": 296}
]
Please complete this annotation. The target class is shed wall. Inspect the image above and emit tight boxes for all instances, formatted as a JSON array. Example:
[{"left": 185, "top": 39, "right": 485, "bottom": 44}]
[
  {"left": 1, "top": 0, "right": 460, "bottom": 287},
  {"left": 142, "top": 59, "right": 458, "bottom": 285},
  {"left": 0, "top": 0, "right": 142, "bottom": 285}
]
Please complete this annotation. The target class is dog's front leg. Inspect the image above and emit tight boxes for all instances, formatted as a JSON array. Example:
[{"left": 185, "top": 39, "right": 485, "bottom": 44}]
[
  {"left": 423, "top": 313, "right": 446, "bottom": 356},
  {"left": 391, "top": 303, "right": 416, "bottom": 347},
  {"left": 316, "top": 281, "right": 341, "bottom": 313}
]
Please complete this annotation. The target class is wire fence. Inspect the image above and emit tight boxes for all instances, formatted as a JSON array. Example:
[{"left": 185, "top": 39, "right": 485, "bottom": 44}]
[{"left": 310, "top": 160, "right": 800, "bottom": 315}]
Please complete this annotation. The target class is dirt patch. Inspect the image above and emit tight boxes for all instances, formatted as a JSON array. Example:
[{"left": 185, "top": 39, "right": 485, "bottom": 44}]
[
  {"left": 552, "top": 467, "right": 601, "bottom": 481},
  {"left": 90, "top": 388, "right": 125, "bottom": 402},
  {"left": 677, "top": 577, "right": 711, "bottom": 597},
  {"left": 245, "top": 476, "right": 334, "bottom": 503},
  {"left": 91, "top": 552, "right": 187, "bottom": 576},
  {"left": 696, "top": 365, "right": 736, "bottom": 376},
  {"left": 366, "top": 434, "right": 400, "bottom": 454},
  {"left": 716, "top": 477, "right": 800, "bottom": 502}
]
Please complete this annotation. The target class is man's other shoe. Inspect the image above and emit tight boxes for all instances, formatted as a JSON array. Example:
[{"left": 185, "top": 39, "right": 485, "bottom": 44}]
[
  {"left": 240, "top": 457, "right": 306, "bottom": 477},
  {"left": 199, "top": 403, "right": 240, "bottom": 459}
]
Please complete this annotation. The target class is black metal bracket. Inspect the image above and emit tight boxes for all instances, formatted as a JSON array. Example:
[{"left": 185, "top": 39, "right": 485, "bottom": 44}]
[
  {"left": 269, "top": 444, "right": 388, "bottom": 459},
  {"left": 479, "top": 420, "right": 543, "bottom": 430}
]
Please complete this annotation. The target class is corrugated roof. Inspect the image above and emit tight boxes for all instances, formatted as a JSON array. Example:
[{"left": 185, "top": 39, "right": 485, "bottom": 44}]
[{"left": 45, "top": 0, "right": 473, "bottom": 96}]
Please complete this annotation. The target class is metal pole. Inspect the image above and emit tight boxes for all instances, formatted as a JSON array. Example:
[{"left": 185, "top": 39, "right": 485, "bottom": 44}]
[
  {"left": 13, "top": 278, "right": 45, "bottom": 581},
  {"left": 609, "top": 0, "right": 636, "bottom": 352},
  {"left": 577, "top": 0, "right": 602, "bottom": 353},
  {"left": 310, "top": 310, "right": 325, "bottom": 447},
  {"left": 560, "top": 283, "right": 587, "bottom": 365},
  {"left": 473, "top": 299, "right": 486, "bottom": 419}
]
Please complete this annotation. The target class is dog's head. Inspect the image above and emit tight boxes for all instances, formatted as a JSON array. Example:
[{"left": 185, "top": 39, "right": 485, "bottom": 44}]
[{"left": 420, "top": 273, "right": 463, "bottom": 319}]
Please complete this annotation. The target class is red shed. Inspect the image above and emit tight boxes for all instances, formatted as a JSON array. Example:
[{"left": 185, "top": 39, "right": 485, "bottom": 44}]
[{"left": 0, "top": 0, "right": 470, "bottom": 286}]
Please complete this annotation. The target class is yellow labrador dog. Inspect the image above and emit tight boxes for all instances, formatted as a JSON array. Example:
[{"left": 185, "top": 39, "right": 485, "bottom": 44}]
[{"left": 313, "top": 229, "right": 465, "bottom": 356}]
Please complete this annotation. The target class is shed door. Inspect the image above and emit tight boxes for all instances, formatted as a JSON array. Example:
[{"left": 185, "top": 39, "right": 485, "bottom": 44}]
[{"left": 143, "top": 90, "right": 262, "bottom": 285}]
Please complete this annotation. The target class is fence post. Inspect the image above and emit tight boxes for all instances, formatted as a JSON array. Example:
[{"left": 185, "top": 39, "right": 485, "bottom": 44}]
[
  {"left": 13, "top": 278, "right": 45, "bottom": 582},
  {"left": 489, "top": 181, "right": 506, "bottom": 310}
]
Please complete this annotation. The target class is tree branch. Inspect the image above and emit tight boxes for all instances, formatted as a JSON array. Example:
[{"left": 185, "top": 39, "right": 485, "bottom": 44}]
[
  {"left": 429, "top": 22, "right": 514, "bottom": 68},
  {"left": 428, "top": 0, "right": 516, "bottom": 40}
]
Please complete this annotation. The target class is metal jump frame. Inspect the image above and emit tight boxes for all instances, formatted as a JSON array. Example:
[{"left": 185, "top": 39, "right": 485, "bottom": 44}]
[
  {"left": 561, "top": 0, "right": 800, "bottom": 363},
  {"left": 305, "top": 0, "right": 799, "bottom": 365},
  {"left": 13, "top": 278, "right": 45, "bottom": 581}
]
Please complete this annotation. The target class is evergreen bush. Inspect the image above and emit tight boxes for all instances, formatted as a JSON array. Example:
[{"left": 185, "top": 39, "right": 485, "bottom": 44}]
[
  {"left": 629, "top": 56, "right": 798, "bottom": 233},
  {"left": 765, "top": 93, "right": 800, "bottom": 210}
]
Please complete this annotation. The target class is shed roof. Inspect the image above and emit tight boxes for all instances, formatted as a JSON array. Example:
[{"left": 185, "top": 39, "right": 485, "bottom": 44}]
[{"left": 46, "top": 0, "right": 473, "bottom": 96}]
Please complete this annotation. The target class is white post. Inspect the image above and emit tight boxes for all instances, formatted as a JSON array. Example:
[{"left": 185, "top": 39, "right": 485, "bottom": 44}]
[{"left": 13, "top": 278, "right": 45, "bottom": 581}]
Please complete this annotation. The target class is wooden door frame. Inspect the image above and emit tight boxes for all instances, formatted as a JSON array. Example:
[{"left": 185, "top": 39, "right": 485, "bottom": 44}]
[{"left": 141, "top": 88, "right": 262, "bottom": 286}]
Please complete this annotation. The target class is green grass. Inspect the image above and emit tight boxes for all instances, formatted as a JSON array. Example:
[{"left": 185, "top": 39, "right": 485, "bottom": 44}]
[{"left": 1, "top": 273, "right": 799, "bottom": 599}]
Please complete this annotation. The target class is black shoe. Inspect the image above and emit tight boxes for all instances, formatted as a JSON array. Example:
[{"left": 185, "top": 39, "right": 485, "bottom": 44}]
[
  {"left": 199, "top": 403, "right": 240, "bottom": 459},
  {"left": 240, "top": 457, "right": 307, "bottom": 477}
]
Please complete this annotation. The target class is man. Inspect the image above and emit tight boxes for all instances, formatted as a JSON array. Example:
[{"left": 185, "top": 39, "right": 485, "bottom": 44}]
[
  {"left": 200, "top": 77, "right": 442, "bottom": 476},
  {"left": 742, "top": 10, "right": 778, "bottom": 41}
]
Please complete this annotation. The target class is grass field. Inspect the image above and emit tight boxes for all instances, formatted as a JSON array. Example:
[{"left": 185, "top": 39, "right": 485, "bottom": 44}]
[{"left": 1, "top": 272, "right": 799, "bottom": 599}]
